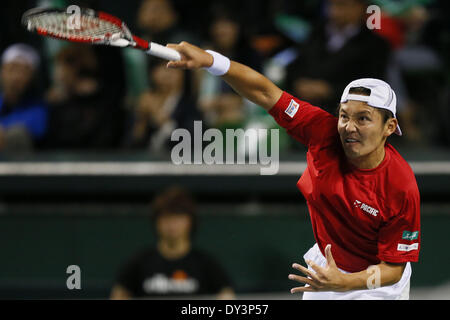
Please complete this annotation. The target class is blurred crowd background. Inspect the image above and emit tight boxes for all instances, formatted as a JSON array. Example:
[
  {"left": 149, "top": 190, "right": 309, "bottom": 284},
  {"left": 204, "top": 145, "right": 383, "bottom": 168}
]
[
  {"left": 1, "top": 0, "right": 450, "bottom": 300},
  {"left": 1, "top": 0, "right": 449, "bottom": 155}
]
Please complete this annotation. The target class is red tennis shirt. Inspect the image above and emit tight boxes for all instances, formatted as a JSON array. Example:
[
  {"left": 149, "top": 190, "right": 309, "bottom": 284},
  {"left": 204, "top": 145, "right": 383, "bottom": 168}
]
[{"left": 269, "top": 92, "right": 420, "bottom": 273}]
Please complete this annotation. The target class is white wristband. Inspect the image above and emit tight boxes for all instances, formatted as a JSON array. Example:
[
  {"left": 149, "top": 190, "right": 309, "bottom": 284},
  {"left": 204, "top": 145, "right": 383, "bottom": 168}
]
[{"left": 204, "top": 50, "right": 230, "bottom": 76}]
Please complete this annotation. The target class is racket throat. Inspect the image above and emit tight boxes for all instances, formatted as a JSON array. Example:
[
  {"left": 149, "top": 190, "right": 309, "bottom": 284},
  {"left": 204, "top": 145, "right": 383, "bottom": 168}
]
[{"left": 107, "top": 33, "right": 132, "bottom": 47}]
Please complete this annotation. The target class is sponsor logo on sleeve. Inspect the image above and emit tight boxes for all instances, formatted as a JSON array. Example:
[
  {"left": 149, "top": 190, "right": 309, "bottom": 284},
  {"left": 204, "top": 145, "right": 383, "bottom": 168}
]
[
  {"left": 285, "top": 99, "right": 300, "bottom": 118},
  {"left": 397, "top": 243, "right": 419, "bottom": 252},
  {"left": 402, "top": 230, "right": 419, "bottom": 241}
]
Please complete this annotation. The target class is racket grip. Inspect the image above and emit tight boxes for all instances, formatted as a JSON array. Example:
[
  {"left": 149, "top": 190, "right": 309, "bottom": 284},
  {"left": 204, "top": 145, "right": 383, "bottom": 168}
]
[{"left": 147, "top": 42, "right": 181, "bottom": 61}]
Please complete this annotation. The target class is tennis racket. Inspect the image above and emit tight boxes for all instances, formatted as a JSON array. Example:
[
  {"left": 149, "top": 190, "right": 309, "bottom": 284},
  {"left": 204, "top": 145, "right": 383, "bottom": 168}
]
[{"left": 21, "top": 6, "right": 182, "bottom": 61}]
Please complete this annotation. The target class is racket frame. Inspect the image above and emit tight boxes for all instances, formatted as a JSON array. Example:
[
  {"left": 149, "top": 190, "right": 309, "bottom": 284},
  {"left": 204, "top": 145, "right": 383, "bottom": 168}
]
[{"left": 22, "top": 7, "right": 181, "bottom": 61}]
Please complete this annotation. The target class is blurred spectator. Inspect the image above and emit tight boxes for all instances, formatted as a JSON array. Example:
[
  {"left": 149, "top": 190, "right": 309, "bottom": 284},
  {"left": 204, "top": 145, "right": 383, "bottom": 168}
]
[
  {"left": 286, "top": 0, "right": 391, "bottom": 114},
  {"left": 198, "top": 10, "right": 264, "bottom": 131},
  {"left": 422, "top": 0, "right": 450, "bottom": 70},
  {"left": 371, "top": 0, "right": 448, "bottom": 146},
  {"left": 43, "top": 44, "right": 126, "bottom": 149},
  {"left": 137, "top": 0, "right": 198, "bottom": 45},
  {"left": 125, "top": 59, "right": 202, "bottom": 153},
  {"left": 122, "top": 0, "right": 201, "bottom": 110},
  {"left": 110, "top": 186, "right": 235, "bottom": 299},
  {"left": 0, "top": 43, "right": 48, "bottom": 153},
  {"left": 170, "top": 0, "right": 215, "bottom": 40}
]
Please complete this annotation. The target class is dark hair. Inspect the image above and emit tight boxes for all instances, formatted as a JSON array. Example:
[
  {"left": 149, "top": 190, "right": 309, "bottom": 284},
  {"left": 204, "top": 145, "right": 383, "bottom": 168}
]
[
  {"left": 152, "top": 185, "right": 196, "bottom": 219},
  {"left": 151, "top": 186, "right": 197, "bottom": 237},
  {"left": 336, "top": 86, "right": 394, "bottom": 123}
]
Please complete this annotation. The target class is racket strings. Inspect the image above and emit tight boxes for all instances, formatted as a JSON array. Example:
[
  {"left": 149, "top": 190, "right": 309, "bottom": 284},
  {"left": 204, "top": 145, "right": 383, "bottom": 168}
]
[{"left": 27, "top": 12, "right": 122, "bottom": 41}]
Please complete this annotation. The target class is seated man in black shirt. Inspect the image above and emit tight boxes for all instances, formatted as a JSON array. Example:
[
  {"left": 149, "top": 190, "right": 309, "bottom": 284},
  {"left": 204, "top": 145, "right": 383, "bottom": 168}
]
[{"left": 110, "top": 186, "right": 235, "bottom": 299}]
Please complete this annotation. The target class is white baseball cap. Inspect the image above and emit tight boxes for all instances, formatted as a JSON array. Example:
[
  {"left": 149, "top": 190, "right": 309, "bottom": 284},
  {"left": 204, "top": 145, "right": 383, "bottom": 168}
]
[
  {"left": 340, "top": 78, "right": 402, "bottom": 136},
  {"left": 1, "top": 43, "right": 40, "bottom": 70}
]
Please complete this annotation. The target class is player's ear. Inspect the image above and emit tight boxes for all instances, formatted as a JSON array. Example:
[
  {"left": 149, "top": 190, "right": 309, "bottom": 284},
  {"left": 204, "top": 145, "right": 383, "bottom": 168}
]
[{"left": 385, "top": 118, "right": 397, "bottom": 137}]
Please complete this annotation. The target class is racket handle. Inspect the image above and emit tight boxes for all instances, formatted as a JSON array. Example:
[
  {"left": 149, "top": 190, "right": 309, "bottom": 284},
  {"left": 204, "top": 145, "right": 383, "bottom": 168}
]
[{"left": 147, "top": 42, "right": 181, "bottom": 61}]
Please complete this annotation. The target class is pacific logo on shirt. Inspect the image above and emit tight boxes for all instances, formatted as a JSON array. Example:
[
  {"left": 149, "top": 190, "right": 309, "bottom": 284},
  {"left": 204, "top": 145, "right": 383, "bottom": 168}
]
[
  {"left": 353, "top": 200, "right": 379, "bottom": 217},
  {"left": 285, "top": 99, "right": 300, "bottom": 118}
]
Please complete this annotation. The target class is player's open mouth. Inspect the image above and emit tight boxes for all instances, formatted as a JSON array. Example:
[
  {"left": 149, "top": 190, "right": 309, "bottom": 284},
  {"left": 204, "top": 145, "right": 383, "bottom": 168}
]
[{"left": 344, "top": 138, "right": 360, "bottom": 144}]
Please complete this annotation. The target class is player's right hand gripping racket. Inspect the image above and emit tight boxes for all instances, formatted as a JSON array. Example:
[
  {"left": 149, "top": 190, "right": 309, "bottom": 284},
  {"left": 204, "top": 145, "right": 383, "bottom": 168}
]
[{"left": 21, "top": 6, "right": 182, "bottom": 61}]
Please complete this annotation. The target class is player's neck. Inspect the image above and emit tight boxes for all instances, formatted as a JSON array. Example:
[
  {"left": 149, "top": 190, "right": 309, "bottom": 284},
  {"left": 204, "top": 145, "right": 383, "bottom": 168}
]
[
  {"left": 157, "top": 238, "right": 191, "bottom": 260},
  {"left": 349, "top": 144, "right": 386, "bottom": 170}
]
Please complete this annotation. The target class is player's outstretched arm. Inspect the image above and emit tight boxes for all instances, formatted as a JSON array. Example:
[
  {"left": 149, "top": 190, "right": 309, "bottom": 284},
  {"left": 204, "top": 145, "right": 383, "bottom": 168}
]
[{"left": 166, "top": 41, "right": 283, "bottom": 111}]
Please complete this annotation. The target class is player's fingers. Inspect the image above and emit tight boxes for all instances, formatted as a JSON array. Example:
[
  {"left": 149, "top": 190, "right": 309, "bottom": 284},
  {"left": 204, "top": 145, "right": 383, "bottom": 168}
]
[
  {"left": 167, "top": 60, "right": 189, "bottom": 69},
  {"left": 288, "top": 274, "right": 319, "bottom": 289},
  {"left": 167, "top": 42, "right": 191, "bottom": 56},
  {"left": 290, "top": 286, "right": 317, "bottom": 294},
  {"left": 166, "top": 43, "right": 180, "bottom": 50},
  {"left": 306, "top": 260, "right": 325, "bottom": 276},
  {"left": 166, "top": 43, "right": 187, "bottom": 59},
  {"left": 292, "top": 263, "right": 321, "bottom": 283},
  {"left": 325, "top": 244, "right": 337, "bottom": 267}
]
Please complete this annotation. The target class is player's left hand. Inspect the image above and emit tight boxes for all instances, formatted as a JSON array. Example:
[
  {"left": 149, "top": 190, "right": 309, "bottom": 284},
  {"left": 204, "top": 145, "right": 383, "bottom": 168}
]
[{"left": 288, "top": 244, "right": 349, "bottom": 293}]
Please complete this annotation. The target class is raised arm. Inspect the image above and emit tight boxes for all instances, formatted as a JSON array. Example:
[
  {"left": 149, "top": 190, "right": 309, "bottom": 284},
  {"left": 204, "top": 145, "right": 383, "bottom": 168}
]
[{"left": 166, "top": 41, "right": 283, "bottom": 111}]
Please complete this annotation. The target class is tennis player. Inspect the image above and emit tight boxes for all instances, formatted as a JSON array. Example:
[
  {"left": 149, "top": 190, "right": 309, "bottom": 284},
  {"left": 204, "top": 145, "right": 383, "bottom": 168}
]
[{"left": 166, "top": 42, "right": 420, "bottom": 300}]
